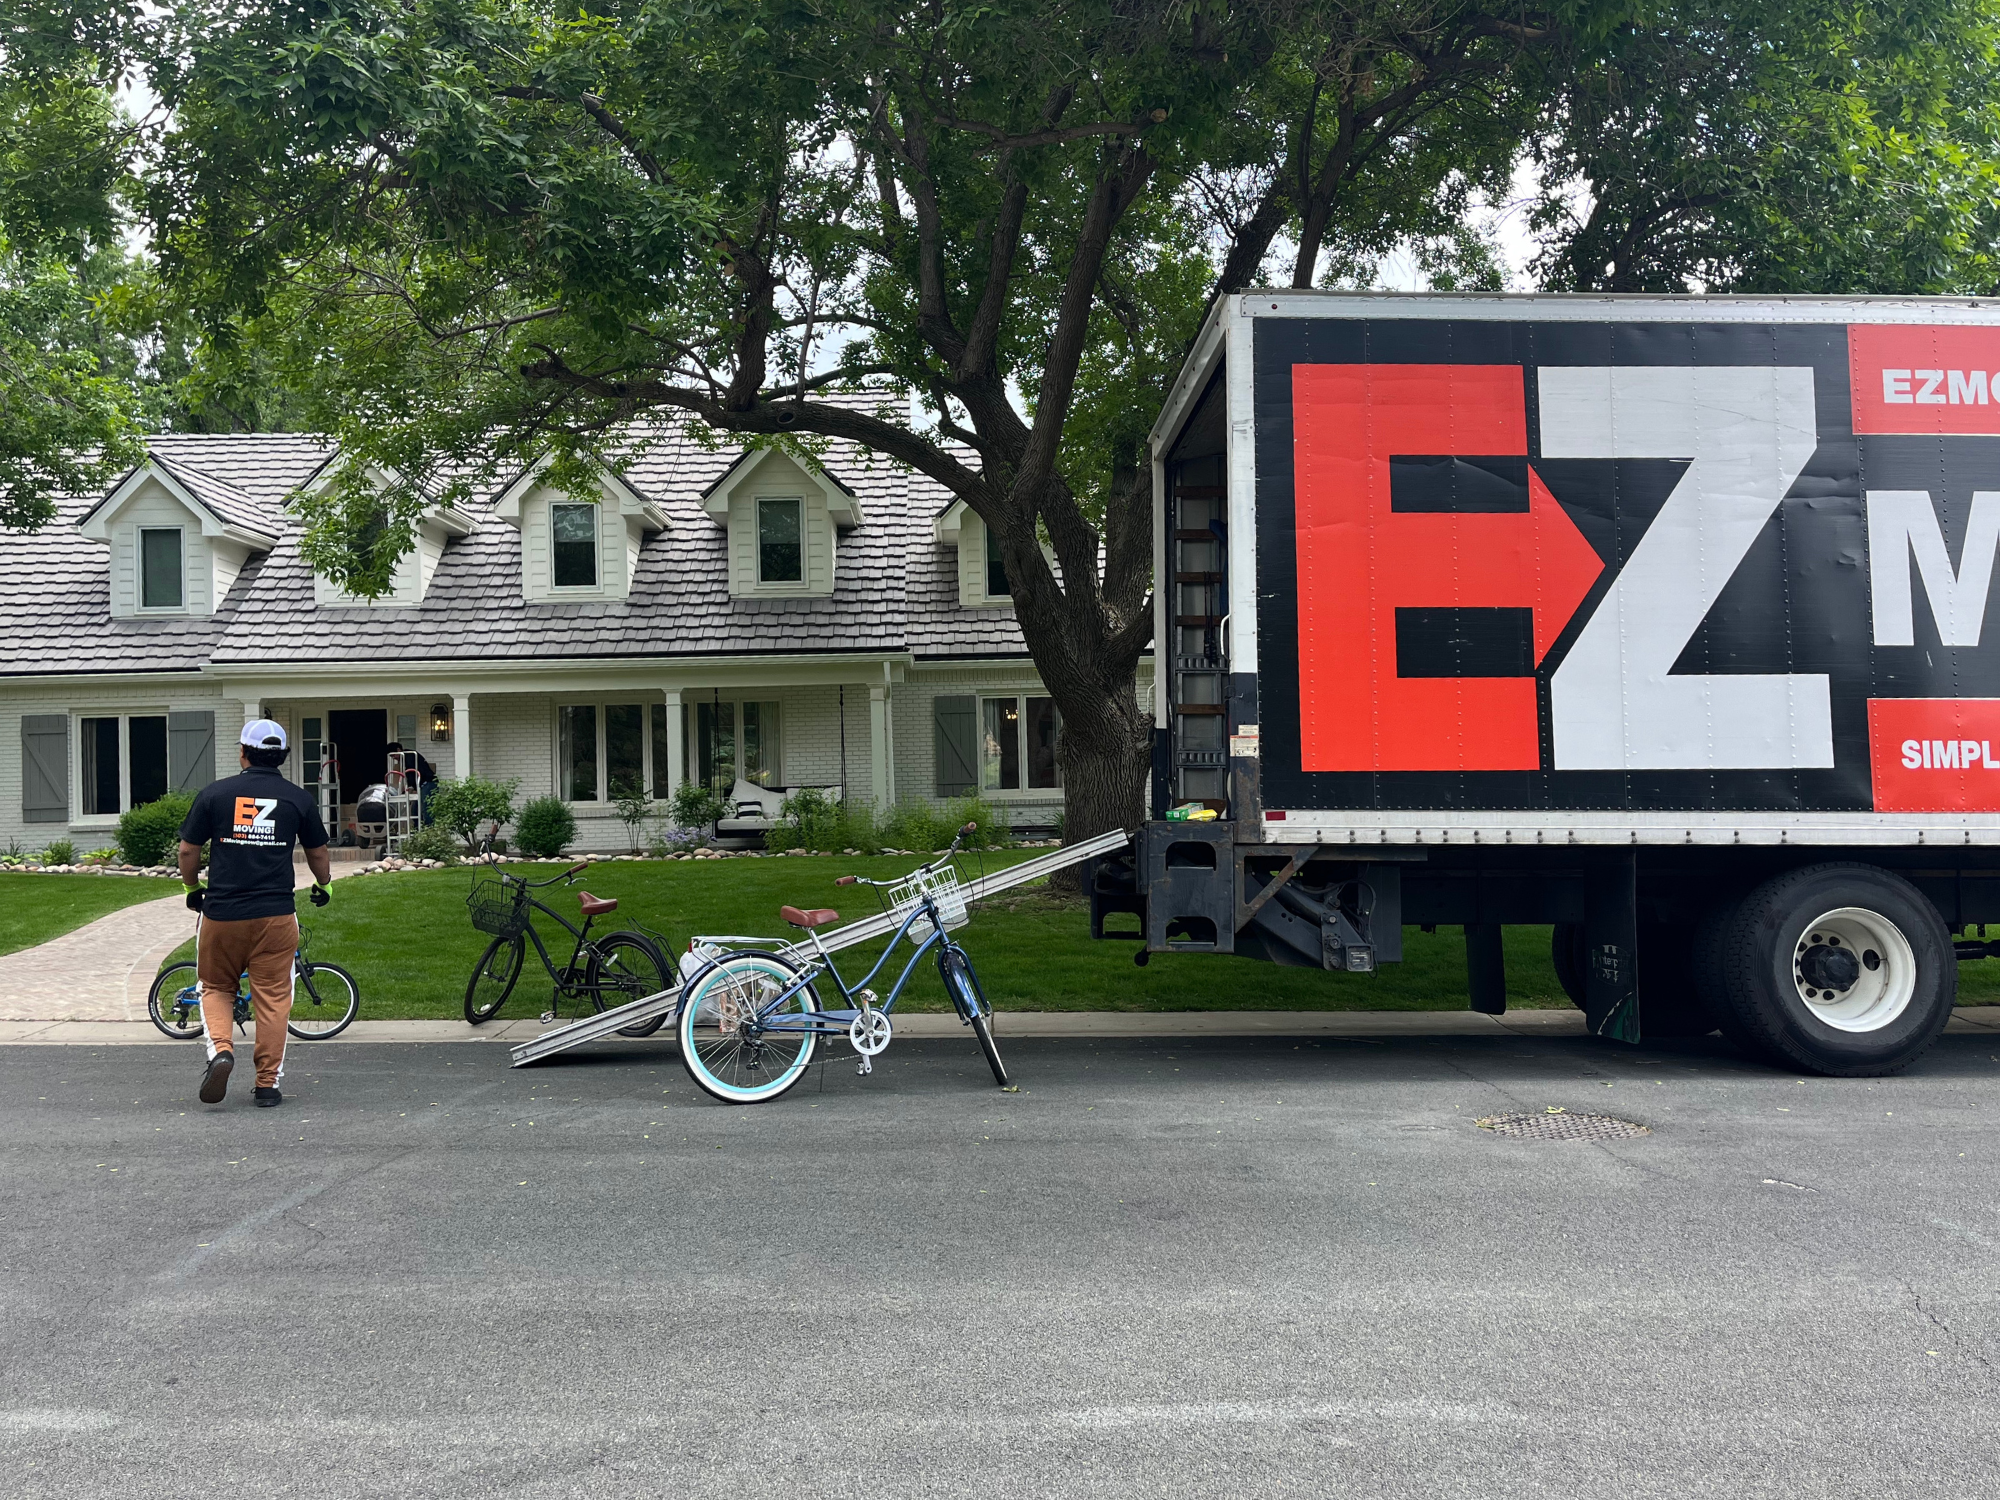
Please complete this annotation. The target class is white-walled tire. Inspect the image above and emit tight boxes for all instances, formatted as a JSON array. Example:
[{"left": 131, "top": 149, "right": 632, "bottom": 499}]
[
  {"left": 677, "top": 952, "right": 820, "bottom": 1104},
  {"left": 1717, "top": 864, "right": 1954, "bottom": 1076}
]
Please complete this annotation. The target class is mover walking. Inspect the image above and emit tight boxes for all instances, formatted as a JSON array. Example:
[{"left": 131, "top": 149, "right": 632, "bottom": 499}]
[{"left": 178, "top": 719, "right": 332, "bottom": 1107}]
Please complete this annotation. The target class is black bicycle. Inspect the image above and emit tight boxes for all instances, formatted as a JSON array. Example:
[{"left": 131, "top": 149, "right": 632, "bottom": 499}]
[{"left": 464, "top": 862, "right": 674, "bottom": 1037}]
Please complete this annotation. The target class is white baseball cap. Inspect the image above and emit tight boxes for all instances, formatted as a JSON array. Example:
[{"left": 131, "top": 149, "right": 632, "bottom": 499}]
[{"left": 240, "top": 718, "right": 289, "bottom": 751}]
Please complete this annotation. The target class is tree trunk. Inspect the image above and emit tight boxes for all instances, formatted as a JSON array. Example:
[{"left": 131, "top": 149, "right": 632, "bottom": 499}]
[{"left": 1040, "top": 641, "right": 1151, "bottom": 894}]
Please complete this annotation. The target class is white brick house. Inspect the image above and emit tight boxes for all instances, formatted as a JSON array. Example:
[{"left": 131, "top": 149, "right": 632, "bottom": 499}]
[{"left": 1, "top": 400, "right": 1144, "bottom": 852}]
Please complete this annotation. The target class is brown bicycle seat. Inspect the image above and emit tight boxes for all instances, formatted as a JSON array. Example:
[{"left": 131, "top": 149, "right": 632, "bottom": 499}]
[
  {"left": 780, "top": 905, "right": 841, "bottom": 929},
  {"left": 577, "top": 891, "right": 618, "bottom": 916}
]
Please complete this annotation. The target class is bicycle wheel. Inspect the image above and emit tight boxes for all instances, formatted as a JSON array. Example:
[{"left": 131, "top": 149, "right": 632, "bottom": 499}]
[
  {"left": 678, "top": 952, "right": 821, "bottom": 1104},
  {"left": 943, "top": 949, "right": 1009, "bottom": 1087},
  {"left": 289, "top": 961, "right": 360, "bottom": 1040},
  {"left": 587, "top": 931, "right": 674, "bottom": 1039},
  {"left": 465, "top": 933, "right": 526, "bottom": 1024},
  {"left": 147, "top": 961, "right": 206, "bottom": 1040}
]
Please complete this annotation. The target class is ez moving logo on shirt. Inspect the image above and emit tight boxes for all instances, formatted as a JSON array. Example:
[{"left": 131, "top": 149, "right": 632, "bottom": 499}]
[{"left": 229, "top": 796, "right": 280, "bottom": 844}]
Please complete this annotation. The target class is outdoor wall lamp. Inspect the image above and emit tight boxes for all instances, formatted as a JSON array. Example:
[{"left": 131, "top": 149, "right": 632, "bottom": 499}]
[{"left": 429, "top": 702, "right": 453, "bottom": 742}]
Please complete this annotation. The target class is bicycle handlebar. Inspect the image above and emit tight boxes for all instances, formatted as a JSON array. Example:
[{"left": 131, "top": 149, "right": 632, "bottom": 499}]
[
  {"left": 503, "top": 861, "right": 590, "bottom": 890},
  {"left": 835, "top": 820, "right": 985, "bottom": 888}
]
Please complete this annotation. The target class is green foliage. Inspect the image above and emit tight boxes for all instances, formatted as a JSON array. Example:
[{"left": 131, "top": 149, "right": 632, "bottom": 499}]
[
  {"left": 395, "top": 824, "right": 460, "bottom": 864},
  {"left": 513, "top": 796, "right": 577, "bottom": 859},
  {"left": 427, "top": 774, "right": 519, "bottom": 854},
  {"left": 763, "top": 788, "right": 883, "bottom": 854},
  {"left": 39, "top": 838, "right": 75, "bottom": 865},
  {"left": 115, "top": 791, "right": 193, "bottom": 867},
  {"left": 668, "top": 782, "right": 727, "bottom": 830},
  {"left": 613, "top": 790, "right": 653, "bottom": 853}
]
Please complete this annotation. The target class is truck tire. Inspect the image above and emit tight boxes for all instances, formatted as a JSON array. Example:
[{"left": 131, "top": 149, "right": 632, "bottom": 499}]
[
  {"left": 1692, "top": 896, "right": 1760, "bottom": 1056},
  {"left": 1716, "top": 863, "right": 1954, "bottom": 1076},
  {"left": 1552, "top": 922, "right": 1714, "bottom": 1037}
]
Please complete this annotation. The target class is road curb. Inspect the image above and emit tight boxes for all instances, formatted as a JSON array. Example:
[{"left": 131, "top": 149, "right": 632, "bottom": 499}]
[{"left": 6, "top": 1006, "right": 1999, "bottom": 1046}]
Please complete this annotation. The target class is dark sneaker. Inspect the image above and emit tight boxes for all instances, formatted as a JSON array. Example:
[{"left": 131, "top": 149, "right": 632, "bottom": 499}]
[
  {"left": 254, "top": 1087, "right": 282, "bottom": 1108},
  {"left": 198, "top": 1050, "right": 233, "bottom": 1104}
]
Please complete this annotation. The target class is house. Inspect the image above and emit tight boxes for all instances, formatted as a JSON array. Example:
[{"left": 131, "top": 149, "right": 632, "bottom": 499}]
[{"left": 0, "top": 396, "right": 1137, "bottom": 853}]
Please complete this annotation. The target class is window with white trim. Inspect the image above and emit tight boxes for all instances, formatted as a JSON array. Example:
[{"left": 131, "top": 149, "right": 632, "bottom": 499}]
[
  {"left": 551, "top": 503, "right": 599, "bottom": 588},
  {"left": 757, "top": 498, "right": 803, "bottom": 583},
  {"left": 78, "top": 713, "right": 169, "bottom": 816},
  {"left": 139, "top": 527, "right": 184, "bottom": 610},
  {"left": 556, "top": 702, "right": 651, "bottom": 803},
  {"left": 687, "top": 698, "right": 782, "bottom": 793},
  {"left": 979, "top": 695, "right": 1060, "bottom": 792}
]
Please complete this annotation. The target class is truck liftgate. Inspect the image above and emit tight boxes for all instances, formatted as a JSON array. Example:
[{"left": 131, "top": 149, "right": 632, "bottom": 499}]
[
  {"left": 508, "top": 830, "right": 1130, "bottom": 1067},
  {"left": 1113, "top": 291, "right": 2000, "bottom": 1077}
]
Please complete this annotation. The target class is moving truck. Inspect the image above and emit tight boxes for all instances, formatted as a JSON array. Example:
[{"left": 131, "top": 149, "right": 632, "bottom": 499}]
[{"left": 1099, "top": 293, "right": 2000, "bottom": 1075}]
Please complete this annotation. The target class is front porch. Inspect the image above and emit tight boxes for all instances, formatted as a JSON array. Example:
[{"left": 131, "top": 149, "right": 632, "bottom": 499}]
[{"left": 221, "top": 657, "right": 923, "bottom": 853}]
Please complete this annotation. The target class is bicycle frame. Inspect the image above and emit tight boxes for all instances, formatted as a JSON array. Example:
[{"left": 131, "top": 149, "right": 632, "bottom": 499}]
[{"left": 743, "top": 889, "right": 977, "bottom": 1038}]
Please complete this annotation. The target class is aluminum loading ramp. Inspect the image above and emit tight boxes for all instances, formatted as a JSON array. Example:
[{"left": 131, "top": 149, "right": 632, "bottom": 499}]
[{"left": 507, "top": 828, "right": 1132, "bottom": 1066}]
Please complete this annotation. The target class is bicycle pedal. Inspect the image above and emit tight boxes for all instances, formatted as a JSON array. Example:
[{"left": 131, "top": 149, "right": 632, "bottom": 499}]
[
  {"left": 540, "top": 1011, "right": 556, "bottom": 1025},
  {"left": 856, "top": 1056, "right": 872, "bottom": 1077}
]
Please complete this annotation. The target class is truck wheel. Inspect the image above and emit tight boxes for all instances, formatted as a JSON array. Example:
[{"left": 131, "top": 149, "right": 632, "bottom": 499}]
[
  {"left": 1692, "top": 896, "right": 1760, "bottom": 1055},
  {"left": 1553, "top": 921, "right": 1714, "bottom": 1036},
  {"left": 1717, "top": 863, "right": 1954, "bottom": 1076}
]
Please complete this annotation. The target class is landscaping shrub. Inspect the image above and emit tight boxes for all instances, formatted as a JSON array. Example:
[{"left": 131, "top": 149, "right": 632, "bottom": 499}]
[
  {"left": 766, "top": 788, "right": 884, "bottom": 853},
  {"left": 614, "top": 791, "right": 653, "bottom": 853},
  {"left": 514, "top": 796, "right": 577, "bottom": 858},
  {"left": 647, "top": 823, "right": 711, "bottom": 856},
  {"left": 395, "top": 825, "right": 460, "bottom": 864},
  {"left": 40, "top": 838, "right": 75, "bottom": 866},
  {"left": 669, "top": 782, "right": 727, "bottom": 830},
  {"left": 428, "top": 774, "right": 520, "bottom": 855},
  {"left": 116, "top": 791, "right": 195, "bottom": 867},
  {"left": 879, "top": 801, "right": 952, "bottom": 854},
  {"left": 946, "top": 795, "right": 1010, "bottom": 849}
]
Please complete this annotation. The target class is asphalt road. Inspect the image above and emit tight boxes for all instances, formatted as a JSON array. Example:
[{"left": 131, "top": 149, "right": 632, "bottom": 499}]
[{"left": 4, "top": 1028, "right": 1998, "bottom": 1499}]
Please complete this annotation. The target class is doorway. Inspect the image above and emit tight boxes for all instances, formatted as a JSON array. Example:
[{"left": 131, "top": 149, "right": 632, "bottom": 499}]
[{"left": 326, "top": 709, "right": 389, "bottom": 815}]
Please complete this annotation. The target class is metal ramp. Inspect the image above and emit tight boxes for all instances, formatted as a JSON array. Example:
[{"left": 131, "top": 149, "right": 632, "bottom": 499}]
[{"left": 507, "top": 828, "right": 1132, "bottom": 1067}]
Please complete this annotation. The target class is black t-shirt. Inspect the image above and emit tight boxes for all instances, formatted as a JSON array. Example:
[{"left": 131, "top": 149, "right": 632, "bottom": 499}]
[{"left": 180, "top": 766, "right": 329, "bottom": 922}]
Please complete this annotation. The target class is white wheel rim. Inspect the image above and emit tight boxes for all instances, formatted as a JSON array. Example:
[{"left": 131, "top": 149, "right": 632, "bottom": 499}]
[{"left": 1792, "top": 907, "right": 1917, "bottom": 1033}]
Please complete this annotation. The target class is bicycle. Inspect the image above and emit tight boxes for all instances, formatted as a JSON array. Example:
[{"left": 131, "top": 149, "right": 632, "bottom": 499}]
[
  {"left": 675, "top": 822, "right": 1007, "bottom": 1104},
  {"left": 464, "top": 861, "right": 674, "bottom": 1037},
  {"left": 147, "top": 921, "right": 361, "bottom": 1041}
]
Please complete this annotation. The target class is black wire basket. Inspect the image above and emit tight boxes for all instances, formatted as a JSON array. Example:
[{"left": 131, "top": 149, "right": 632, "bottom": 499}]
[{"left": 467, "top": 877, "right": 531, "bottom": 939}]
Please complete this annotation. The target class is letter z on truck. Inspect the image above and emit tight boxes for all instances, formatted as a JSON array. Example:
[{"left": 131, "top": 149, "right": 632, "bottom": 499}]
[{"left": 1093, "top": 294, "right": 2000, "bottom": 1075}]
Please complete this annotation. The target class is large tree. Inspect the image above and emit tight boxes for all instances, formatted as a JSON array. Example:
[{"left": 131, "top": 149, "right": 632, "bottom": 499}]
[{"left": 148, "top": 0, "right": 1576, "bottom": 842}]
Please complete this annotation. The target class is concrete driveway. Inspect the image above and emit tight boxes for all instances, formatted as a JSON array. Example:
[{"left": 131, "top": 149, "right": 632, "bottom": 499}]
[{"left": 4, "top": 1030, "right": 1997, "bottom": 1498}]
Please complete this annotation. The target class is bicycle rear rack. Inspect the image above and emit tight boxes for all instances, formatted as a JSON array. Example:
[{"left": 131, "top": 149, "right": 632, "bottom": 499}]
[{"left": 506, "top": 828, "right": 1131, "bottom": 1067}]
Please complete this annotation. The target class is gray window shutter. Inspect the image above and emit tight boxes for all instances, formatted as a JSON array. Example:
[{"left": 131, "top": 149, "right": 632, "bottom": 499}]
[
  {"left": 168, "top": 710, "right": 217, "bottom": 794},
  {"left": 933, "top": 695, "right": 977, "bottom": 797},
  {"left": 21, "top": 714, "right": 69, "bottom": 824}
]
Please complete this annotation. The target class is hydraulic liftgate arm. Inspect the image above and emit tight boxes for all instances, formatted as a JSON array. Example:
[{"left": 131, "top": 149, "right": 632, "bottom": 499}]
[{"left": 507, "top": 828, "right": 1133, "bottom": 1067}]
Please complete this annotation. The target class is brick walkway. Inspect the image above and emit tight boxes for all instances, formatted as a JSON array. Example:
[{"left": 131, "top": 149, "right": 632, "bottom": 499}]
[{"left": 0, "top": 863, "right": 359, "bottom": 1023}]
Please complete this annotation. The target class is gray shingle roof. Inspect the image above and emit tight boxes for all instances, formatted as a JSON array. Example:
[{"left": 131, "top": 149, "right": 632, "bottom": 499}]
[{"left": 1, "top": 403, "right": 1032, "bottom": 676}]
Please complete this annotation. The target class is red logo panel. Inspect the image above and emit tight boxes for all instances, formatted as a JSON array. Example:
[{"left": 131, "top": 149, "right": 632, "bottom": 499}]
[
  {"left": 1850, "top": 325, "right": 2000, "bottom": 435},
  {"left": 1292, "top": 364, "right": 1602, "bottom": 772},
  {"left": 1867, "top": 699, "right": 2000, "bottom": 810}
]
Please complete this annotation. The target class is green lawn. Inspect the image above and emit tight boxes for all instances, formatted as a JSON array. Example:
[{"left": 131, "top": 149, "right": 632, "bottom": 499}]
[
  {"left": 155, "top": 854, "right": 1580, "bottom": 1021},
  {"left": 138, "top": 854, "right": 2000, "bottom": 1021},
  {"left": 0, "top": 872, "right": 184, "bottom": 957}
]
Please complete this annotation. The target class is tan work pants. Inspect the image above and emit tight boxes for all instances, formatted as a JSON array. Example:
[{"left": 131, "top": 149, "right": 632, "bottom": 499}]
[{"left": 198, "top": 913, "right": 297, "bottom": 1089}]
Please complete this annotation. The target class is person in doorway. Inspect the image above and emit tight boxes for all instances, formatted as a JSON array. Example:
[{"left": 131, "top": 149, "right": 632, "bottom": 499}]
[
  {"left": 387, "top": 740, "right": 440, "bottom": 826},
  {"left": 178, "top": 720, "right": 332, "bottom": 1108}
]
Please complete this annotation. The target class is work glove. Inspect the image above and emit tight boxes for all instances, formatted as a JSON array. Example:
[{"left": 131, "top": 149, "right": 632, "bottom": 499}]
[
  {"left": 310, "top": 884, "right": 331, "bottom": 908},
  {"left": 184, "top": 883, "right": 206, "bottom": 913}
]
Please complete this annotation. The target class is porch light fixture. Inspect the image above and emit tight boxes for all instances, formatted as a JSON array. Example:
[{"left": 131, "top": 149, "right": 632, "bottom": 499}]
[{"left": 430, "top": 702, "right": 453, "bottom": 742}]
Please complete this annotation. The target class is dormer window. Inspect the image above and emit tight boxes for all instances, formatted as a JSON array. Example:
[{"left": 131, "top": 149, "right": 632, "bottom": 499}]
[
  {"left": 757, "top": 498, "right": 803, "bottom": 583},
  {"left": 985, "top": 525, "right": 1010, "bottom": 599},
  {"left": 700, "top": 447, "right": 860, "bottom": 598},
  {"left": 140, "top": 528, "right": 184, "bottom": 609},
  {"left": 552, "top": 503, "right": 599, "bottom": 588}
]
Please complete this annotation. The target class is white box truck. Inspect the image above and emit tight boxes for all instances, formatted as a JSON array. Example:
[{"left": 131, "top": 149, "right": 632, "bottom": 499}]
[{"left": 1097, "top": 292, "right": 2000, "bottom": 1075}]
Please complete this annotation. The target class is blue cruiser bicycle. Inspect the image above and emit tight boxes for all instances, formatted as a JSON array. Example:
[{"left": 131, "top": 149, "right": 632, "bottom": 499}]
[{"left": 676, "top": 823, "right": 1008, "bottom": 1104}]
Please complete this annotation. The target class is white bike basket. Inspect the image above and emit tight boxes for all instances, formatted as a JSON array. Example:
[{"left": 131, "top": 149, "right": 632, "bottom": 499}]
[{"left": 889, "top": 865, "right": 968, "bottom": 933}]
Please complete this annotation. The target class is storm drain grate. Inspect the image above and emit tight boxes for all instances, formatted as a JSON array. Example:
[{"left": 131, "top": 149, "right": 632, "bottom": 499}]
[{"left": 1476, "top": 1108, "right": 1650, "bottom": 1142}]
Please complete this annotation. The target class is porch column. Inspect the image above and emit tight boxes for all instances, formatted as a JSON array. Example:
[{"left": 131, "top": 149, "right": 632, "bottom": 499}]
[
  {"left": 452, "top": 693, "right": 472, "bottom": 780},
  {"left": 661, "top": 689, "right": 685, "bottom": 802},
  {"left": 868, "top": 685, "right": 890, "bottom": 809}
]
